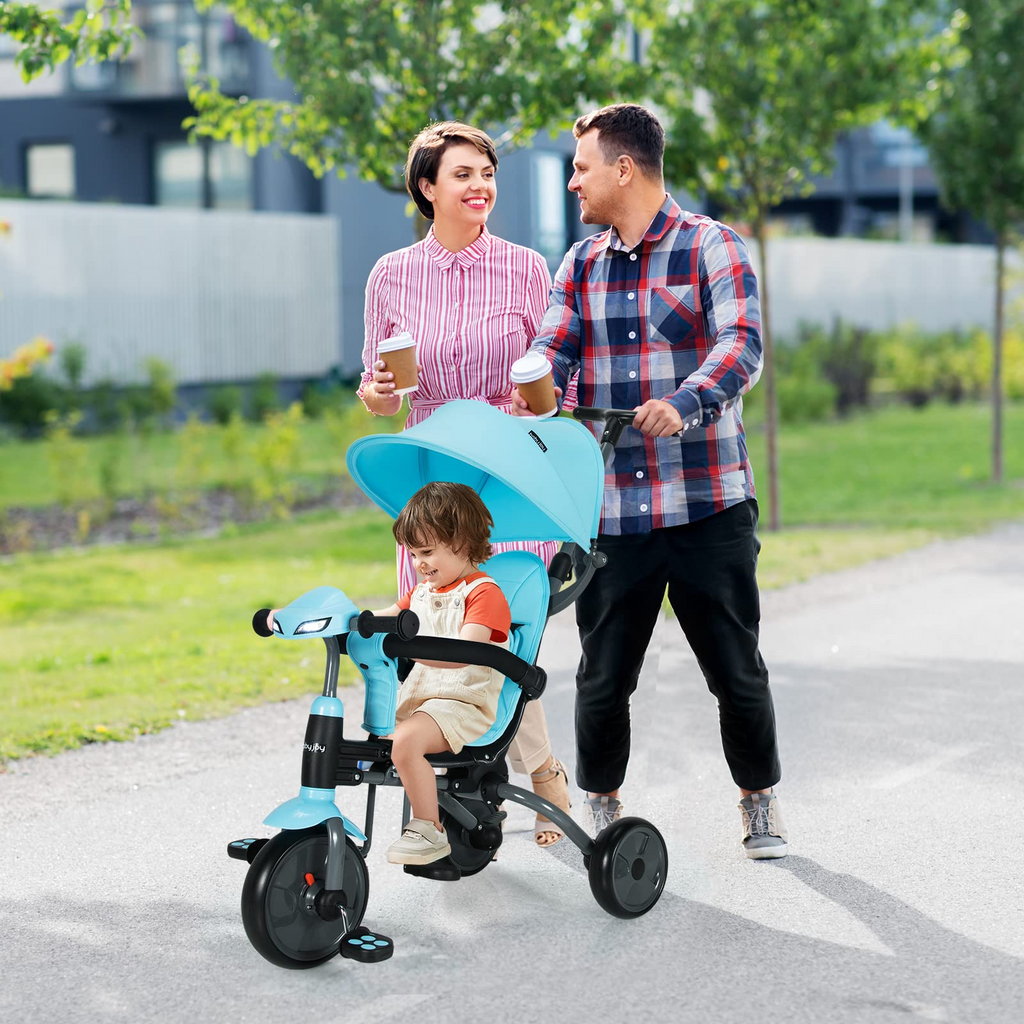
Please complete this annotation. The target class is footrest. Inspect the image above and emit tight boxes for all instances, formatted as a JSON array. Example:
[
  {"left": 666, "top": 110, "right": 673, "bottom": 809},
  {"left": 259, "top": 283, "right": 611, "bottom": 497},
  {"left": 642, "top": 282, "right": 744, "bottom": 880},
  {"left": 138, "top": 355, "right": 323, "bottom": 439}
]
[
  {"left": 227, "top": 837, "right": 268, "bottom": 863},
  {"left": 403, "top": 858, "right": 462, "bottom": 881},
  {"left": 340, "top": 929, "right": 394, "bottom": 963}
]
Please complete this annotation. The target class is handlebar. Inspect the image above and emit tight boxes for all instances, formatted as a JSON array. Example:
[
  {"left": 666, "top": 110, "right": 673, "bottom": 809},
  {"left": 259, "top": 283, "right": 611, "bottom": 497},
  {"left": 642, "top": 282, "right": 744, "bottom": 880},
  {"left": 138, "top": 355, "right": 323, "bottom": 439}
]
[
  {"left": 354, "top": 609, "right": 420, "bottom": 641},
  {"left": 573, "top": 406, "right": 638, "bottom": 449},
  {"left": 383, "top": 635, "right": 547, "bottom": 700},
  {"left": 251, "top": 606, "right": 420, "bottom": 641},
  {"left": 573, "top": 406, "right": 638, "bottom": 424}
]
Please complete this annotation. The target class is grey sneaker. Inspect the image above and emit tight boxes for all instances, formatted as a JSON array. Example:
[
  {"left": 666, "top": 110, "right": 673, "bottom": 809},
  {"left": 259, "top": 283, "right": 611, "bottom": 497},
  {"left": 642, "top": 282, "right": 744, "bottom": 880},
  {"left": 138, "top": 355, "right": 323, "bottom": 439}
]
[
  {"left": 739, "top": 791, "right": 788, "bottom": 860},
  {"left": 583, "top": 795, "right": 623, "bottom": 836}
]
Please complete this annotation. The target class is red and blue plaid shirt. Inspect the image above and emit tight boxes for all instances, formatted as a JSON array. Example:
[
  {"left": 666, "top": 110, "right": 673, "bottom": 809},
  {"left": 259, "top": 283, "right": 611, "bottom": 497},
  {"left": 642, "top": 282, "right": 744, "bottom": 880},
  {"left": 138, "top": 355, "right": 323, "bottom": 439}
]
[{"left": 532, "top": 195, "right": 763, "bottom": 535}]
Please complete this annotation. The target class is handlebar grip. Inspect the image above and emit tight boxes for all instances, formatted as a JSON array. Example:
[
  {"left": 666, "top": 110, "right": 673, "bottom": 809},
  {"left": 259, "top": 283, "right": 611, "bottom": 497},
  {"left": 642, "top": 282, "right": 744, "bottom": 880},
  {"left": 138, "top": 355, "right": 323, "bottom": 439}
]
[
  {"left": 355, "top": 609, "right": 420, "bottom": 641},
  {"left": 252, "top": 608, "right": 274, "bottom": 638},
  {"left": 573, "top": 406, "right": 638, "bottom": 424}
]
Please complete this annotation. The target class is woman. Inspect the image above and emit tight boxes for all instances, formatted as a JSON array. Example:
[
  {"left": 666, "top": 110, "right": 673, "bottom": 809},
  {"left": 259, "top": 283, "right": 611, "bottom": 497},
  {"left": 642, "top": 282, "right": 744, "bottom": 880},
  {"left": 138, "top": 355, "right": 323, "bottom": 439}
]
[{"left": 359, "top": 122, "right": 575, "bottom": 847}]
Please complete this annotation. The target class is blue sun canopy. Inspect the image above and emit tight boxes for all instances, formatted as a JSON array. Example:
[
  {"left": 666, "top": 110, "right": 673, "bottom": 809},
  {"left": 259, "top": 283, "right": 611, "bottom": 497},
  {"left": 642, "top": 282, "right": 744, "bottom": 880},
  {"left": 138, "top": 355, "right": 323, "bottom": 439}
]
[{"left": 346, "top": 401, "right": 604, "bottom": 549}]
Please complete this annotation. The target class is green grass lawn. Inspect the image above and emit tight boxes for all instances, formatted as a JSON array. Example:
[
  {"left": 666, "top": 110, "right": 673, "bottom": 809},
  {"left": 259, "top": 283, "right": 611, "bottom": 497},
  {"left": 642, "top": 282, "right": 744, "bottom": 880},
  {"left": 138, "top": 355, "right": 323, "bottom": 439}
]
[{"left": 2, "top": 400, "right": 1022, "bottom": 764}]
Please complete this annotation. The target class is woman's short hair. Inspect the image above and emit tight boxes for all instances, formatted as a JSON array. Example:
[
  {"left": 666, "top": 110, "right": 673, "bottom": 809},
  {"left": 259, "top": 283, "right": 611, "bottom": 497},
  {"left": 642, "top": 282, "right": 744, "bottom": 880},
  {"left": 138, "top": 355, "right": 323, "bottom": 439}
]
[
  {"left": 573, "top": 103, "right": 665, "bottom": 181},
  {"left": 393, "top": 482, "right": 494, "bottom": 566},
  {"left": 405, "top": 122, "right": 499, "bottom": 220}
]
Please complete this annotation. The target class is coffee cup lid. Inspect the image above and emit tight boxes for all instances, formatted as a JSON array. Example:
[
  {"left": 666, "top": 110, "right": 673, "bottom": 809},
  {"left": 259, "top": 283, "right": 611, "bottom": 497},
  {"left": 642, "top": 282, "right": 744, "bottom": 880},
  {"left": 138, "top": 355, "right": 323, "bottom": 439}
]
[
  {"left": 378, "top": 331, "right": 415, "bottom": 353},
  {"left": 510, "top": 350, "right": 553, "bottom": 384}
]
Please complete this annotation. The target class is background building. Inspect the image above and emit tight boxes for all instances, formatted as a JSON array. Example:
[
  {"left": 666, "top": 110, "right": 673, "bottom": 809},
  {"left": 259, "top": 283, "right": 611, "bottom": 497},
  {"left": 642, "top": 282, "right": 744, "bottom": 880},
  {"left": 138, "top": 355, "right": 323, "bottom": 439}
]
[{"left": 0, "top": 1, "right": 992, "bottom": 386}]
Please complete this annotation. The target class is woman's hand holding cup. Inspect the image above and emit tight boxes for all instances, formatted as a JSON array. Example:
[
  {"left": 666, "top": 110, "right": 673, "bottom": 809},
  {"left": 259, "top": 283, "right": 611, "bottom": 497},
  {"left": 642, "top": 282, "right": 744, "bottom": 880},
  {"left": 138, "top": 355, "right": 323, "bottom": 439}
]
[{"left": 370, "top": 358, "right": 405, "bottom": 414}]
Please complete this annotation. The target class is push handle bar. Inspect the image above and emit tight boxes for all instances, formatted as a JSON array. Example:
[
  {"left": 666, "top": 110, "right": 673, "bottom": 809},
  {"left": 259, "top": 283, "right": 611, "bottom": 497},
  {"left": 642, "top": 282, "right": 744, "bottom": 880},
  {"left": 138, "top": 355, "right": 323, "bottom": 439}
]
[
  {"left": 573, "top": 406, "right": 638, "bottom": 424},
  {"left": 573, "top": 406, "right": 638, "bottom": 448},
  {"left": 354, "top": 609, "right": 420, "bottom": 641},
  {"left": 252, "top": 608, "right": 274, "bottom": 637}
]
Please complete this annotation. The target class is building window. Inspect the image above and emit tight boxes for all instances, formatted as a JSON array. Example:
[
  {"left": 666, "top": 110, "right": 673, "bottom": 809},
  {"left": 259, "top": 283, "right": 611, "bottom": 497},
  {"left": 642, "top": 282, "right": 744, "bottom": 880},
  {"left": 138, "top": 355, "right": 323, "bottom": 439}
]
[
  {"left": 210, "top": 142, "right": 252, "bottom": 210},
  {"left": 154, "top": 139, "right": 251, "bottom": 210},
  {"left": 155, "top": 140, "right": 204, "bottom": 207},
  {"left": 532, "top": 152, "right": 570, "bottom": 266},
  {"left": 26, "top": 144, "right": 76, "bottom": 198}
]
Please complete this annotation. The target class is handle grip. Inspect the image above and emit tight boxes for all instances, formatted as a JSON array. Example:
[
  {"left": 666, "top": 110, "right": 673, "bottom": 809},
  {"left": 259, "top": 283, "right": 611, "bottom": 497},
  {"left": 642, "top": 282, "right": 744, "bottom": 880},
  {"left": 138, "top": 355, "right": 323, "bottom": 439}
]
[
  {"left": 573, "top": 406, "right": 637, "bottom": 424},
  {"left": 355, "top": 609, "right": 420, "bottom": 641},
  {"left": 252, "top": 608, "right": 273, "bottom": 637}
]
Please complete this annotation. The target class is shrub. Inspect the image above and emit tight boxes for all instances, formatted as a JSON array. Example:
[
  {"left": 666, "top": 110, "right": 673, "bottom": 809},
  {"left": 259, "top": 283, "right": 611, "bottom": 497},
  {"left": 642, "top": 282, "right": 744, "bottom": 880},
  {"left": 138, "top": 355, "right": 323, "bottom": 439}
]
[
  {"left": 44, "top": 410, "right": 91, "bottom": 509},
  {"left": 59, "top": 341, "right": 87, "bottom": 390},
  {"left": 144, "top": 357, "right": 176, "bottom": 426},
  {"left": 89, "top": 378, "right": 127, "bottom": 432},
  {"left": 208, "top": 385, "right": 243, "bottom": 425},
  {"left": 879, "top": 324, "right": 939, "bottom": 407},
  {"left": 0, "top": 372, "right": 66, "bottom": 434},
  {"left": 300, "top": 380, "right": 346, "bottom": 420},
  {"left": 250, "top": 372, "right": 281, "bottom": 422},
  {"left": 816, "top": 320, "right": 877, "bottom": 414}
]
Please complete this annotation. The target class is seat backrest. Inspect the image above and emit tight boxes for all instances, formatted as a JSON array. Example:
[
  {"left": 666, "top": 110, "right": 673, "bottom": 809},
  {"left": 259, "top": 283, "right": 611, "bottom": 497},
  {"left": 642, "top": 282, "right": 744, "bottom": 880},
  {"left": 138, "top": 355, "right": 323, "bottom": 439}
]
[{"left": 465, "top": 550, "right": 550, "bottom": 747}]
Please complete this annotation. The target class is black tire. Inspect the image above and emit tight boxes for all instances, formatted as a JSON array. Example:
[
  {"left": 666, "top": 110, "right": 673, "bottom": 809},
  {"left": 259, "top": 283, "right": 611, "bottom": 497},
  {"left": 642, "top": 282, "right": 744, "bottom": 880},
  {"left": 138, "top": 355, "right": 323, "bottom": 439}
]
[
  {"left": 588, "top": 817, "right": 668, "bottom": 919},
  {"left": 440, "top": 800, "right": 498, "bottom": 877},
  {"left": 241, "top": 825, "right": 369, "bottom": 969}
]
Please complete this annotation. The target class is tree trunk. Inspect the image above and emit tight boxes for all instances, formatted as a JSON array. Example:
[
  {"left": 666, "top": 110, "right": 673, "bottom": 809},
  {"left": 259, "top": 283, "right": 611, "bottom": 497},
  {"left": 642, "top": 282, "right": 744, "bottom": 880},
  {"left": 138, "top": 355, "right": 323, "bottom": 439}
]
[
  {"left": 993, "top": 230, "right": 1005, "bottom": 483},
  {"left": 755, "top": 221, "right": 780, "bottom": 531}
]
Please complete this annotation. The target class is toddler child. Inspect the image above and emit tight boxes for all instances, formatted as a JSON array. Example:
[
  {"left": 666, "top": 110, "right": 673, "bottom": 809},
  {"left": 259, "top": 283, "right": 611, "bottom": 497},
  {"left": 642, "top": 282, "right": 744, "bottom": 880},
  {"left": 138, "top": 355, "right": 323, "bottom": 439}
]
[{"left": 372, "top": 481, "right": 511, "bottom": 866}]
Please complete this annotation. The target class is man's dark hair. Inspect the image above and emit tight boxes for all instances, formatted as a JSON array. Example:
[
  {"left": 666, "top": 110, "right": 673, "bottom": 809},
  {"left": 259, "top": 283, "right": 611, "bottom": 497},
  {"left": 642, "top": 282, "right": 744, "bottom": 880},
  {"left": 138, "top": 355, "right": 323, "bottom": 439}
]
[
  {"left": 573, "top": 103, "right": 665, "bottom": 180},
  {"left": 404, "top": 121, "right": 499, "bottom": 220}
]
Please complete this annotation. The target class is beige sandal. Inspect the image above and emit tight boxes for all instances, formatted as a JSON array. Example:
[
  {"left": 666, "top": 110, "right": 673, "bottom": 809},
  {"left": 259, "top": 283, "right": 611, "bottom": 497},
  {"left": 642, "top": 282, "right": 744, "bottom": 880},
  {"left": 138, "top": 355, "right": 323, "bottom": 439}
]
[{"left": 531, "top": 757, "right": 571, "bottom": 847}]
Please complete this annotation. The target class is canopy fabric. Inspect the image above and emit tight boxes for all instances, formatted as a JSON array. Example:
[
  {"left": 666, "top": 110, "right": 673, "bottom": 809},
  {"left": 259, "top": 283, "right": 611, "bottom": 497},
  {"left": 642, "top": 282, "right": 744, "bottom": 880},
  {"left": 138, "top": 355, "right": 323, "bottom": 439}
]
[{"left": 346, "top": 401, "right": 604, "bottom": 548}]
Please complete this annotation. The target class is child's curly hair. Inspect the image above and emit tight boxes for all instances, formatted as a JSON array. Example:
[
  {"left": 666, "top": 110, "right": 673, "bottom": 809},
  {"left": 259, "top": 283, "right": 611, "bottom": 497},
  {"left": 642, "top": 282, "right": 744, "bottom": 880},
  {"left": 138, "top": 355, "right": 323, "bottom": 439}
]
[{"left": 393, "top": 482, "right": 493, "bottom": 565}]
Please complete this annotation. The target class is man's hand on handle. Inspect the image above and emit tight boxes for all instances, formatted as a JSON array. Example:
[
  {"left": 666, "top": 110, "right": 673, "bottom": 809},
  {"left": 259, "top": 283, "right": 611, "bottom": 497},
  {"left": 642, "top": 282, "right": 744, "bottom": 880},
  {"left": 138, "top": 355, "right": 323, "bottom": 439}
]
[{"left": 632, "top": 400, "right": 685, "bottom": 437}]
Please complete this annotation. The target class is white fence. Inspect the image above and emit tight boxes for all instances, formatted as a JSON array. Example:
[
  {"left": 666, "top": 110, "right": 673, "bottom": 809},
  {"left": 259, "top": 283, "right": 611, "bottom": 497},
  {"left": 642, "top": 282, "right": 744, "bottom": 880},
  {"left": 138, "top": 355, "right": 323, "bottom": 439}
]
[
  {"left": 0, "top": 199, "right": 339, "bottom": 386},
  {"left": 751, "top": 235, "right": 1021, "bottom": 340}
]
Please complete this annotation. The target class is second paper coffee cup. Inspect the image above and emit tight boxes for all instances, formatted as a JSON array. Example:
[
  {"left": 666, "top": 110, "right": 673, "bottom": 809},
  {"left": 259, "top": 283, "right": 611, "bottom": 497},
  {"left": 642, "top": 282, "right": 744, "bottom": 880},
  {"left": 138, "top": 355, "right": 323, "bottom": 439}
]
[
  {"left": 378, "top": 332, "right": 418, "bottom": 395},
  {"left": 511, "top": 350, "right": 557, "bottom": 417}
]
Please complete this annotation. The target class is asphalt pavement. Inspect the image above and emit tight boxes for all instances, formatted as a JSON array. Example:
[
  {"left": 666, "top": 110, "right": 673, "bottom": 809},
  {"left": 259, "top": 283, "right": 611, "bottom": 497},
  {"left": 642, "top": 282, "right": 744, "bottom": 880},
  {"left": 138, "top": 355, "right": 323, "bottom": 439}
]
[{"left": 2, "top": 524, "right": 1023, "bottom": 1023}]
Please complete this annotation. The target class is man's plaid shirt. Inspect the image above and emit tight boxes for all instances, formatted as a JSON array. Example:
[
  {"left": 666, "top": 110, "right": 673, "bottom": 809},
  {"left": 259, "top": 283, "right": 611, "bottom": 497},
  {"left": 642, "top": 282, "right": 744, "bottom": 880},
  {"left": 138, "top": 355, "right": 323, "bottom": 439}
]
[{"left": 532, "top": 195, "right": 763, "bottom": 535}]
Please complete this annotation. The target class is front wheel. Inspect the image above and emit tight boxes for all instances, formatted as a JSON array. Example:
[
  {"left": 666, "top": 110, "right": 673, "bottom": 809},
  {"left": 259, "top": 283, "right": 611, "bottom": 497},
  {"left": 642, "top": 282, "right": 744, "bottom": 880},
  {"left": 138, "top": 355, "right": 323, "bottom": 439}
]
[
  {"left": 588, "top": 817, "right": 667, "bottom": 919},
  {"left": 241, "top": 825, "right": 369, "bottom": 969}
]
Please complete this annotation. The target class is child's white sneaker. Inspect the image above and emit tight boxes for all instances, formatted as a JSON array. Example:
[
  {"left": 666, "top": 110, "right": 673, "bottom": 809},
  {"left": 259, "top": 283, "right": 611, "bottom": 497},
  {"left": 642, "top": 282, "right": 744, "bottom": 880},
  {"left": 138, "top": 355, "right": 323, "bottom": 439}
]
[{"left": 386, "top": 818, "right": 451, "bottom": 865}]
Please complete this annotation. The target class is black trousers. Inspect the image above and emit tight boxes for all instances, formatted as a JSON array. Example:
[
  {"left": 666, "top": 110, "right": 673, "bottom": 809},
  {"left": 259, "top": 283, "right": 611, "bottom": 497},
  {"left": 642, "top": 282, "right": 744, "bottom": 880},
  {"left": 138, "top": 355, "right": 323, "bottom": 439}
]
[{"left": 573, "top": 499, "right": 781, "bottom": 793}]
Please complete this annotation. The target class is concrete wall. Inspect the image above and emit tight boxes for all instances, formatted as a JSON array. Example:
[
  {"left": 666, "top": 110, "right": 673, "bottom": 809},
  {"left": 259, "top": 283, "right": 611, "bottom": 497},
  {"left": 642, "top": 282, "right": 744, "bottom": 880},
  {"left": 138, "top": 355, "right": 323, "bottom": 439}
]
[
  {"left": 751, "top": 235, "right": 1020, "bottom": 340},
  {"left": 0, "top": 199, "right": 338, "bottom": 386}
]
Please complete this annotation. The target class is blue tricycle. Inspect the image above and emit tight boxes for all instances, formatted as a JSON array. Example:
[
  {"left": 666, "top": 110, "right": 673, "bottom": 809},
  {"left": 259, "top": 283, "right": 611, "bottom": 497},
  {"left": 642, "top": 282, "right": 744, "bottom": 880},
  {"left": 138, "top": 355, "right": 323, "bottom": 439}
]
[{"left": 227, "top": 402, "right": 668, "bottom": 968}]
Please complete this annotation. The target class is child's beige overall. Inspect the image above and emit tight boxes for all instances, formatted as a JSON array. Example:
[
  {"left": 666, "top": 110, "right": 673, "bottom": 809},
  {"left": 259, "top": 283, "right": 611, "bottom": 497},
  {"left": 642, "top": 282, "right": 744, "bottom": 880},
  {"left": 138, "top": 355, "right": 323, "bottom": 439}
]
[{"left": 395, "top": 576, "right": 509, "bottom": 753}]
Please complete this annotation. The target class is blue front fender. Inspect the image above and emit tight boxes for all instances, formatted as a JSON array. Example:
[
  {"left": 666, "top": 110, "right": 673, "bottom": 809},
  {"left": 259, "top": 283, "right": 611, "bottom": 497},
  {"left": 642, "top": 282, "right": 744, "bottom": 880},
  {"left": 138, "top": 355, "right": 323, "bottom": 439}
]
[{"left": 264, "top": 786, "right": 367, "bottom": 842}]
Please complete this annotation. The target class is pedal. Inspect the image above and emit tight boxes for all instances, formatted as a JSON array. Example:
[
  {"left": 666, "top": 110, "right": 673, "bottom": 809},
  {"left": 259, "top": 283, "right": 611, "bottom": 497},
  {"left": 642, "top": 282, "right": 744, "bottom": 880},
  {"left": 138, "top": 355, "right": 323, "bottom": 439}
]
[
  {"left": 340, "top": 929, "right": 394, "bottom": 963},
  {"left": 403, "top": 858, "right": 462, "bottom": 881},
  {"left": 227, "top": 838, "right": 268, "bottom": 863}
]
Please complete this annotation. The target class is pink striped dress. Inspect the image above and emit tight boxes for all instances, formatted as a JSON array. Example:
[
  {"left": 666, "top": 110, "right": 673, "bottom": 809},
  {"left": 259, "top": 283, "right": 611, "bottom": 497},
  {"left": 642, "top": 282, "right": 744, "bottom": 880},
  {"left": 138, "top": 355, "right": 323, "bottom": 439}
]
[{"left": 359, "top": 226, "right": 578, "bottom": 595}]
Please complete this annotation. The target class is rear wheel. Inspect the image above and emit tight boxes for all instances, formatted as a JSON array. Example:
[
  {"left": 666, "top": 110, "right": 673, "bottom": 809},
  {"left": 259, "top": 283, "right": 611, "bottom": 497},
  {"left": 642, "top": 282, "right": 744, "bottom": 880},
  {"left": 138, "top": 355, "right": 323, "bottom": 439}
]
[
  {"left": 241, "top": 826, "right": 369, "bottom": 969},
  {"left": 440, "top": 799, "right": 499, "bottom": 876},
  {"left": 588, "top": 817, "right": 667, "bottom": 919}
]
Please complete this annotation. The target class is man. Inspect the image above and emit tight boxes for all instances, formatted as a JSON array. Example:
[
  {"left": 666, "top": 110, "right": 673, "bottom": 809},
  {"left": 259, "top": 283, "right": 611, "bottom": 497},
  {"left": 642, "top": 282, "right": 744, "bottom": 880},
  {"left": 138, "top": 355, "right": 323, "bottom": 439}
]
[{"left": 511, "top": 104, "right": 786, "bottom": 859}]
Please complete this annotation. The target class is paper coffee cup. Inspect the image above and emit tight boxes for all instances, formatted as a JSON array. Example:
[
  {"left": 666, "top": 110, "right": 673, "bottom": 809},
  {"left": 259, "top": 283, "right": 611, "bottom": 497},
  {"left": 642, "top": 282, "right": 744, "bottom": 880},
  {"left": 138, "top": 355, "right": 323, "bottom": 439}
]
[
  {"left": 378, "top": 332, "right": 418, "bottom": 395},
  {"left": 510, "top": 351, "right": 557, "bottom": 418}
]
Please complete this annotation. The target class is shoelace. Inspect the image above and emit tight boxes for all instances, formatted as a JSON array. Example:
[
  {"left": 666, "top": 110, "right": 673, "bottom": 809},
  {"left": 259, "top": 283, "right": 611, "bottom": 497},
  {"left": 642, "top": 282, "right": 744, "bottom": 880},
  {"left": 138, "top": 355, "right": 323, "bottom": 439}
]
[
  {"left": 589, "top": 799, "right": 620, "bottom": 830},
  {"left": 745, "top": 798, "right": 772, "bottom": 837}
]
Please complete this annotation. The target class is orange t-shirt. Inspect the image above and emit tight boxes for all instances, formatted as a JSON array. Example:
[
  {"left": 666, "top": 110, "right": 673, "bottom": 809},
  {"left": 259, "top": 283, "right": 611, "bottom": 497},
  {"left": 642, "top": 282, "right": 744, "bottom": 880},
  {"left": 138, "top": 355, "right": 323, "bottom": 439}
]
[{"left": 397, "top": 571, "right": 510, "bottom": 643}]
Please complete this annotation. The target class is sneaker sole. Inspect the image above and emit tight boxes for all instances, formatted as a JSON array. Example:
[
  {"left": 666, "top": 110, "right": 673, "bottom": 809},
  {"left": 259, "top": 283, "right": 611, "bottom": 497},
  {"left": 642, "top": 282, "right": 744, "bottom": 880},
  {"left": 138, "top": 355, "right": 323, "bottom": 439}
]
[
  {"left": 387, "top": 843, "right": 452, "bottom": 866},
  {"left": 745, "top": 842, "right": 788, "bottom": 860}
]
